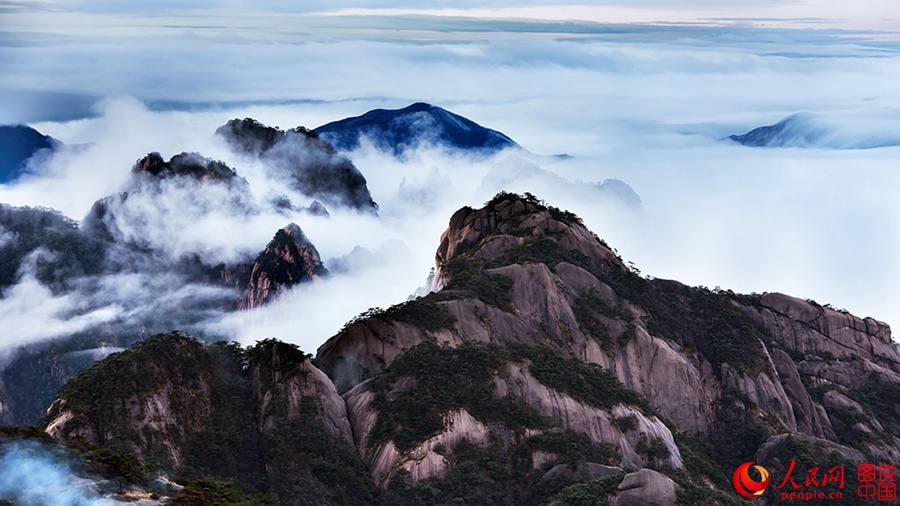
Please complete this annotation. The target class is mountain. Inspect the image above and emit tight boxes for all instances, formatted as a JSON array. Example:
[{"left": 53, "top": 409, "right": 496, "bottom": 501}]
[
  {"left": 0, "top": 125, "right": 57, "bottom": 183},
  {"left": 82, "top": 151, "right": 254, "bottom": 247},
  {"left": 40, "top": 334, "right": 374, "bottom": 505},
  {"left": 27, "top": 192, "right": 900, "bottom": 505},
  {"left": 728, "top": 112, "right": 900, "bottom": 149},
  {"left": 0, "top": 153, "right": 329, "bottom": 427},
  {"left": 0, "top": 203, "right": 105, "bottom": 291},
  {"left": 314, "top": 102, "right": 519, "bottom": 156},
  {"left": 238, "top": 223, "right": 328, "bottom": 310},
  {"left": 217, "top": 118, "right": 378, "bottom": 212}
]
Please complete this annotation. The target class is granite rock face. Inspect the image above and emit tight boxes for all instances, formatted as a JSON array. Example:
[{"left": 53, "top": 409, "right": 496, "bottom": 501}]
[
  {"left": 317, "top": 192, "right": 900, "bottom": 494},
  {"left": 238, "top": 223, "right": 327, "bottom": 310}
]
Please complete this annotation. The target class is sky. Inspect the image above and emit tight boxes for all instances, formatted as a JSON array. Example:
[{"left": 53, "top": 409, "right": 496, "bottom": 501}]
[{"left": 0, "top": 1, "right": 899, "bottom": 353}]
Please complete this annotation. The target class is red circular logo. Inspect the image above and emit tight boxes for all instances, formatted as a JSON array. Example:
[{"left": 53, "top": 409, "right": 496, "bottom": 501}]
[{"left": 733, "top": 462, "right": 770, "bottom": 498}]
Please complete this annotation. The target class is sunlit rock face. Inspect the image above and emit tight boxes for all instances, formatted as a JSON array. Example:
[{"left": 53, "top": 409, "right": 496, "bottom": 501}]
[
  {"left": 217, "top": 118, "right": 378, "bottom": 212},
  {"left": 238, "top": 223, "right": 327, "bottom": 310}
]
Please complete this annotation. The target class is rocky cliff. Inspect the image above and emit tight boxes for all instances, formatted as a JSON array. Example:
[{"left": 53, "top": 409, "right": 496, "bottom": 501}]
[
  {"left": 33, "top": 192, "right": 900, "bottom": 506},
  {"left": 42, "top": 333, "right": 374, "bottom": 505},
  {"left": 317, "top": 192, "right": 900, "bottom": 504},
  {"left": 217, "top": 118, "right": 378, "bottom": 212},
  {"left": 238, "top": 223, "right": 327, "bottom": 310}
]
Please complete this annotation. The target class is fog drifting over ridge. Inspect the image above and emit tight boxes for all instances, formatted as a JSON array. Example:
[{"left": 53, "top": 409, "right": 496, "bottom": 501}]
[{"left": 0, "top": 7, "right": 898, "bottom": 352}]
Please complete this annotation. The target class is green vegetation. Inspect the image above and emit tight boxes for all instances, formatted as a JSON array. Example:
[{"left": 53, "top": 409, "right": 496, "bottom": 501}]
[
  {"left": 383, "top": 438, "right": 525, "bottom": 506},
  {"left": 508, "top": 345, "right": 650, "bottom": 412},
  {"left": 340, "top": 300, "right": 456, "bottom": 334},
  {"left": 488, "top": 236, "right": 591, "bottom": 271},
  {"left": 600, "top": 271, "right": 774, "bottom": 376},
  {"left": 524, "top": 430, "right": 618, "bottom": 468},
  {"left": 0, "top": 204, "right": 105, "bottom": 291},
  {"left": 169, "top": 479, "right": 276, "bottom": 506},
  {"left": 857, "top": 381, "right": 900, "bottom": 437},
  {"left": 369, "top": 341, "right": 652, "bottom": 454},
  {"left": 380, "top": 300, "right": 456, "bottom": 331},
  {"left": 666, "top": 469, "right": 750, "bottom": 506},
  {"left": 756, "top": 436, "right": 871, "bottom": 506},
  {"left": 637, "top": 436, "right": 671, "bottom": 460},
  {"left": 260, "top": 397, "right": 376, "bottom": 505},
  {"left": 484, "top": 191, "right": 588, "bottom": 230},
  {"left": 443, "top": 254, "right": 514, "bottom": 310},
  {"left": 45, "top": 333, "right": 376, "bottom": 505},
  {"left": 673, "top": 432, "right": 731, "bottom": 490},
  {"left": 383, "top": 434, "right": 620, "bottom": 506},
  {"left": 552, "top": 475, "right": 621, "bottom": 506},
  {"left": 369, "top": 341, "right": 545, "bottom": 452},
  {"left": 712, "top": 389, "right": 771, "bottom": 471}
]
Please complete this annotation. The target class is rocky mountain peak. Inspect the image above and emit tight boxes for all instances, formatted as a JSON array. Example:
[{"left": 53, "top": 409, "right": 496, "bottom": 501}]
[
  {"left": 216, "top": 118, "right": 327, "bottom": 156},
  {"left": 133, "top": 151, "right": 239, "bottom": 182},
  {"left": 432, "top": 191, "right": 624, "bottom": 291},
  {"left": 238, "top": 223, "right": 327, "bottom": 310},
  {"left": 217, "top": 118, "right": 377, "bottom": 212}
]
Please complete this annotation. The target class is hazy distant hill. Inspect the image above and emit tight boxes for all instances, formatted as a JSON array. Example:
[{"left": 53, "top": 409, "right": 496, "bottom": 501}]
[
  {"left": 315, "top": 102, "right": 518, "bottom": 156},
  {"left": 0, "top": 125, "right": 57, "bottom": 183},
  {"left": 729, "top": 112, "right": 900, "bottom": 149}
]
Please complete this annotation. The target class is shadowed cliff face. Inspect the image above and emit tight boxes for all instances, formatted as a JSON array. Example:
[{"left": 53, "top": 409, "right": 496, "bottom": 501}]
[
  {"left": 41, "top": 333, "right": 375, "bottom": 505},
  {"left": 217, "top": 118, "right": 378, "bottom": 212},
  {"left": 33, "top": 193, "right": 900, "bottom": 506},
  {"left": 238, "top": 223, "right": 327, "bottom": 310}
]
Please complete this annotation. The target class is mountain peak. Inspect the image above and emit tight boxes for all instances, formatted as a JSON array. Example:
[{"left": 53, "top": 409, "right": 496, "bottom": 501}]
[
  {"left": 314, "top": 102, "right": 518, "bottom": 156},
  {"left": 0, "top": 124, "right": 57, "bottom": 183},
  {"left": 238, "top": 223, "right": 327, "bottom": 310},
  {"left": 217, "top": 118, "right": 377, "bottom": 212},
  {"left": 133, "top": 151, "right": 239, "bottom": 182},
  {"left": 432, "top": 191, "right": 624, "bottom": 290}
]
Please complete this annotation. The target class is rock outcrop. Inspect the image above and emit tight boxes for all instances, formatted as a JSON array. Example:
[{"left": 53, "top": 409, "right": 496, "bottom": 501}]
[
  {"left": 42, "top": 333, "right": 373, "bottom": 505},
  {"left": 238, "top": 223, "right": 327, "bottom": 310},
  {"left": 315, "top": 192, "right": 900, "bottom": 500},
  {"left": 217, "top": 118, "right": 378, "bottom": 212},
  {"left": 613, "top": 468, "right": 677, "bottom": 506}
]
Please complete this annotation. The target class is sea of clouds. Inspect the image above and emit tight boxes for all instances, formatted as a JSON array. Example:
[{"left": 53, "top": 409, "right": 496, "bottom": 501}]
[{"left": 0, "top": 5, "right": 899, "bottom": 357}]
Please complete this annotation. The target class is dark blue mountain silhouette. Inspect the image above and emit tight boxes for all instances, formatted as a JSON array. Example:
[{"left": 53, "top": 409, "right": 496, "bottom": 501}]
[
  {"left": 0, "top": 125, "right": 57, "bottom": 183},
  {"left": 314, "top": 102, "right": 518, "bottom": 156}
]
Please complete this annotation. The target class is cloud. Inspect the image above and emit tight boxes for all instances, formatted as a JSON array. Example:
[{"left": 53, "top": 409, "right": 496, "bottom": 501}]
[
  {"left": 0, "top": 273, "right": 119, "bottom": 357},
  {"left": 0, "top": 440, "right": 128, "bottom": 505},
  {"left": 0, "top": 5, "right": 896, "bottom": 360}
]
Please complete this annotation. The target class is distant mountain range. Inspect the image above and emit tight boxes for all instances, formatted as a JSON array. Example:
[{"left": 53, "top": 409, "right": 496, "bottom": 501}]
[
  {"left": 0, "top": 125, "right": 57, "bottom": 183},
  {"left": 315, "top": 102, "right": 519, "bottom": 156},
  {"left": 728, "top": 112, "right": 900, "bottom": 149}
]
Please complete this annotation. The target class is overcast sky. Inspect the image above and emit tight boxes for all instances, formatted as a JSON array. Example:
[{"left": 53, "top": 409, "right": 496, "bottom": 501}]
[{"left": 1, "top": 1, "right": 898, "bottom": 351}]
